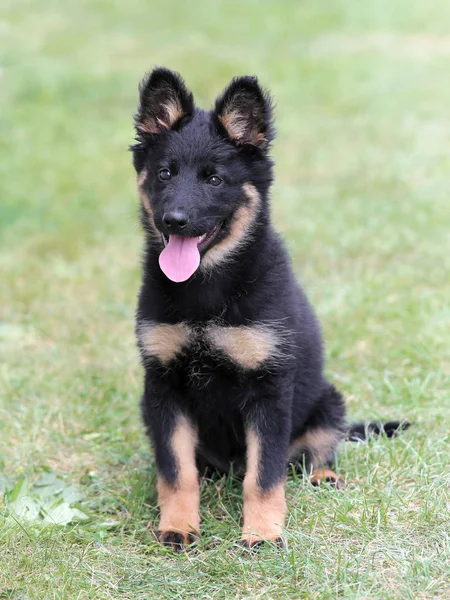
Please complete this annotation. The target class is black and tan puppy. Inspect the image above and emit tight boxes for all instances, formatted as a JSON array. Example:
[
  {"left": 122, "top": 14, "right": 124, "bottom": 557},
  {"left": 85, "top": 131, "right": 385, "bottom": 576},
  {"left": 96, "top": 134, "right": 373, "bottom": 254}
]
[{"left": 131, "top": 68, "right": 408, "bottom": 551}]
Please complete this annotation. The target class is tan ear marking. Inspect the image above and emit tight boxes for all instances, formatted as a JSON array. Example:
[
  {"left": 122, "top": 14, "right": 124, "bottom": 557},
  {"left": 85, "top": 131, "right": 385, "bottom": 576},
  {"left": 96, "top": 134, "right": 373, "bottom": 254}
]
[
  {"left": 219, "top": 109, "right": 247, "bottom": 142},
  {"left": 137, "top": 98, "right": 184, "bottom": 134},
  {"left": 137, "top": 119, "right": 159, "bottom": 134},
  {"left": 137, "top": 321, "right": 192, "bottom": 364},
  {"left": 162, "top": 100, "right": 184, "bottom": 128},
  {"left": 219, "top": 108, "right": 266, "bottom": 147}
]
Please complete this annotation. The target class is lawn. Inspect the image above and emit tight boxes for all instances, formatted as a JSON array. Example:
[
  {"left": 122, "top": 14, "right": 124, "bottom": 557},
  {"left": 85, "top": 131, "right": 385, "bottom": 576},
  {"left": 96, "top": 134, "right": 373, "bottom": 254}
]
[{"left": 1, "top": 0, "right": 449, "bottom": 598}]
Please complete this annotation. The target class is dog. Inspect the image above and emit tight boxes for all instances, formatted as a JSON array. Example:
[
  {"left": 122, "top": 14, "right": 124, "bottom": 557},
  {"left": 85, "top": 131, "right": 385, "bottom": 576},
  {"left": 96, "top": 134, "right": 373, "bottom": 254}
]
[{"left": 131, "top": 68, "right": 409, "bottom": 551}]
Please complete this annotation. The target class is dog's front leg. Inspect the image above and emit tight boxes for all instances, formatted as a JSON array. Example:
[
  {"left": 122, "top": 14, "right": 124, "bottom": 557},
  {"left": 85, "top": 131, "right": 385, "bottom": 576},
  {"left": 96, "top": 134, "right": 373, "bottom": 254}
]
[
  {"left": 142, "top": 386, "right": 199, "bottom": 551},
  {"left": 241, "top": 403, "right": 290, "bottom": 548},
  {"left": 155, "top": 414, "right": 199, "bottom": 550}
]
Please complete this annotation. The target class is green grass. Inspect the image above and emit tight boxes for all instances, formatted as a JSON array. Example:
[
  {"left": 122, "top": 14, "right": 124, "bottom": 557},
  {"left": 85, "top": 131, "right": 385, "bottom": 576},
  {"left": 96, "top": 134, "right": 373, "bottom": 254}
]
[{"left": 1, "top": 0, "right": 450, "bottom": 598}]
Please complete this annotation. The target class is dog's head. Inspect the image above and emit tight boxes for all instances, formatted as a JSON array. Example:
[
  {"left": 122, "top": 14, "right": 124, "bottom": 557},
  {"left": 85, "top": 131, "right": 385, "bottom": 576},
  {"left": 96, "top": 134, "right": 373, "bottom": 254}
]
[{"left": 131, "top": 67, "right": 274, "bottom": 283}]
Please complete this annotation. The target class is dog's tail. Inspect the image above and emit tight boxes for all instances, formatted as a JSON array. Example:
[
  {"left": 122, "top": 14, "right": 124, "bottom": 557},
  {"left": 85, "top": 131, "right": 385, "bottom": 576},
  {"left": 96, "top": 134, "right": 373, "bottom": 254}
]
[{"left": 345, "top": 420, "right": 411, "bottom": 442}]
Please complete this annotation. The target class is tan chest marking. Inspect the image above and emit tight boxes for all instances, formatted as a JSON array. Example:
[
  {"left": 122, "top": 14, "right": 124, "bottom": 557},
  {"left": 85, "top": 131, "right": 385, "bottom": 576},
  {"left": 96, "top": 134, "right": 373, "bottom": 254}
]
[
  {"left": 205, "top": 323, "right": 281, "bottom": 370},
  {"left": 201, "top": 183, "right": 261, "bottom": 270},
  {"left": 137, "top": 320, "right": 192, "bottom": 365}
]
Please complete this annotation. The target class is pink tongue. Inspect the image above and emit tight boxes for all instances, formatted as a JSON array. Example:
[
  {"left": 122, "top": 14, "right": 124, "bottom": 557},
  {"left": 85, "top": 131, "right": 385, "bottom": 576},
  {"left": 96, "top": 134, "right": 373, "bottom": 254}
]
[{"left": 159, "top": 235, "right": 201, "bottom": 282}]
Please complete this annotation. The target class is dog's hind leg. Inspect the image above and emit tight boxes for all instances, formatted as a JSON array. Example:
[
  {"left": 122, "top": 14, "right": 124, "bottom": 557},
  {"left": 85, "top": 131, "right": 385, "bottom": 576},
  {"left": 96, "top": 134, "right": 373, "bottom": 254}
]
[
  {"left": 288, "top": 426, "right": 345, "bottom": 489},
  {"left": 289, "top": 384, "right": 346, "bottom": 489},
  {"left": 309, "top": 466, "right": 345, "bottom": 490}
]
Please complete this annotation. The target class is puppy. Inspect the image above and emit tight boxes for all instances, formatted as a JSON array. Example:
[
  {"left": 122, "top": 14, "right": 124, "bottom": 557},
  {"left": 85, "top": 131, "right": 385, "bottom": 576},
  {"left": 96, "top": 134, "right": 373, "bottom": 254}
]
[{"left": 131, "top": 68, "right": 408, "bottom": 551}]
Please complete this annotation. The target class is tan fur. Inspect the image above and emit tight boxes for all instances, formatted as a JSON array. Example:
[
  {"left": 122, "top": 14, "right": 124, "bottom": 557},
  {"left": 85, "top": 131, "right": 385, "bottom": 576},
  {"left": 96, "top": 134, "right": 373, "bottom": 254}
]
[
  {"left": 157, "top": 416, "right": 200, "bottom": 535},
  {"left": 205, "top": 323, "right": 281, "bottom": 370},
  {"left": 136, "top": 168, "right": 158, "bottom": 234},
  {"left": 137, "top": 321, "right": 192, "bottom": 365},
  {"left": 137, "top": 169, "right": 147, "bottom": 187},
  {"left": 219, "top": 110, "right": 247, "bottom": 142},
  {"left": 288, "top": 427, "right": 343, "bottom": 469},
  {"left": 201, "top": 183, "right": 261, "bottom": 269},
  {"left": 310, "top": 467, "right": 345, "bottom": 490},
  {"left": 139, "top": 188, "right": 154, "bottom": 223},
  {"left": 241, "top": 429, "right": 286, "bottom": 544},
  {"left": 219, "top": 110, "right": 266, "bottom": 146},
  {"left": 136, "top": 121, "right": 155, "bottom": 134},
  {"left": 137, "top": 99, "right": 184, "bottom": 134},
  {"left": 162, "top": 100, "right": 184, "bottom": 127}
]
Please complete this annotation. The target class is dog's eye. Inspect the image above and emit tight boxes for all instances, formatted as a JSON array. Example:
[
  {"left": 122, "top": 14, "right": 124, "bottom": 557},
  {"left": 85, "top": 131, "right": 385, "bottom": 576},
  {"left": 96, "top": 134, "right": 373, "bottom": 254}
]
[
  {"left": 158, "top": 168, "right": 172, "bottom": 181},
  {"left": 207, "top": 175, "right": 222, "bottom": 186}
]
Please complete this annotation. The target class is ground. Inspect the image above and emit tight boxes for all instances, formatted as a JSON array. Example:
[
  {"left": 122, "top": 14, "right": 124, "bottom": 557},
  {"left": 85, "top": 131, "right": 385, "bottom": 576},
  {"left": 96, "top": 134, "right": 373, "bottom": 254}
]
[{"left": 1, "top": 1, "right": 449, "bottom": 598}]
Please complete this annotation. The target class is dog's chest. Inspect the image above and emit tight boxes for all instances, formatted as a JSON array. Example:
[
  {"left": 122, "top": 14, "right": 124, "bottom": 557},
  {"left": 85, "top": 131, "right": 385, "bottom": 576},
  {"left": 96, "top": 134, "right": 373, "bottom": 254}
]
[{"left": 137, "top": 319, "right": 286, "bottom": 373}]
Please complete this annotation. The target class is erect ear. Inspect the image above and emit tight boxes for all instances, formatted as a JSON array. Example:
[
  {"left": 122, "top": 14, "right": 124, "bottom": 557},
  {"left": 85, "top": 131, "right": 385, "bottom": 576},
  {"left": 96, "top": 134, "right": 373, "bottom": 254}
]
[
  {"left": 214, "top": 76, "right": 274, "bottom": 149},
  {"left": 135, "top": 67, "right": 194, "bottom": 135}
]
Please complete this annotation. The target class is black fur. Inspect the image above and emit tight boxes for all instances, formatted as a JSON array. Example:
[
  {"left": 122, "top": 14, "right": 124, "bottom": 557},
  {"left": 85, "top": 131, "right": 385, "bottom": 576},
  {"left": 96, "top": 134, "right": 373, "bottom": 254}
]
[
  {"left": 346, "top": 420, "right": 412, "bottom": 442},
  {"left": 131, "top": 68, "right": 409, "bottom": 545}
]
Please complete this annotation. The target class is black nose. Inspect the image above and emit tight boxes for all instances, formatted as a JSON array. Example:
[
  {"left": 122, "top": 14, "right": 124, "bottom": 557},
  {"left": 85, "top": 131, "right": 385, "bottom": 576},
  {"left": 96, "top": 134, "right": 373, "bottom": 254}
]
[{"left": 162, "top": 210, "right": 189, "bottom": 232}]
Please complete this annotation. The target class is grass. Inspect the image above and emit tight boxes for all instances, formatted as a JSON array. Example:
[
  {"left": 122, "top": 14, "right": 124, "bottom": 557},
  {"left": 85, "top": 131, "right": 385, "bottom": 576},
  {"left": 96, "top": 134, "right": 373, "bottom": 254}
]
[{"left": 1, "top": 0, "right": 449, "bottom": 598}]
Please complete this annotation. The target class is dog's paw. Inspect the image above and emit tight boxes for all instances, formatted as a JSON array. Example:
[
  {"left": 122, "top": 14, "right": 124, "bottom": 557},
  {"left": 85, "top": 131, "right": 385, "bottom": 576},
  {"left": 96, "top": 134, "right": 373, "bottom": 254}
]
[
  {"left": 155, "top": 530, "right": 197, "bottom": 552},
  {"left": 240, "top": 533, "right": 285, "bottom": 550},
  {"left": 310, "top": 468, "right": 345, "bottom": 491}
]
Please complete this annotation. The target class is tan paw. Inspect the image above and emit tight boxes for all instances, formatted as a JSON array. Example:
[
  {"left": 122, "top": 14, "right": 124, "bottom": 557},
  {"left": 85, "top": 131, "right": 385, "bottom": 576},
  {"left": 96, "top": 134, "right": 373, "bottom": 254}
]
[{"left": 310, "top": 467, "right": 345, "bottom": 490}]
